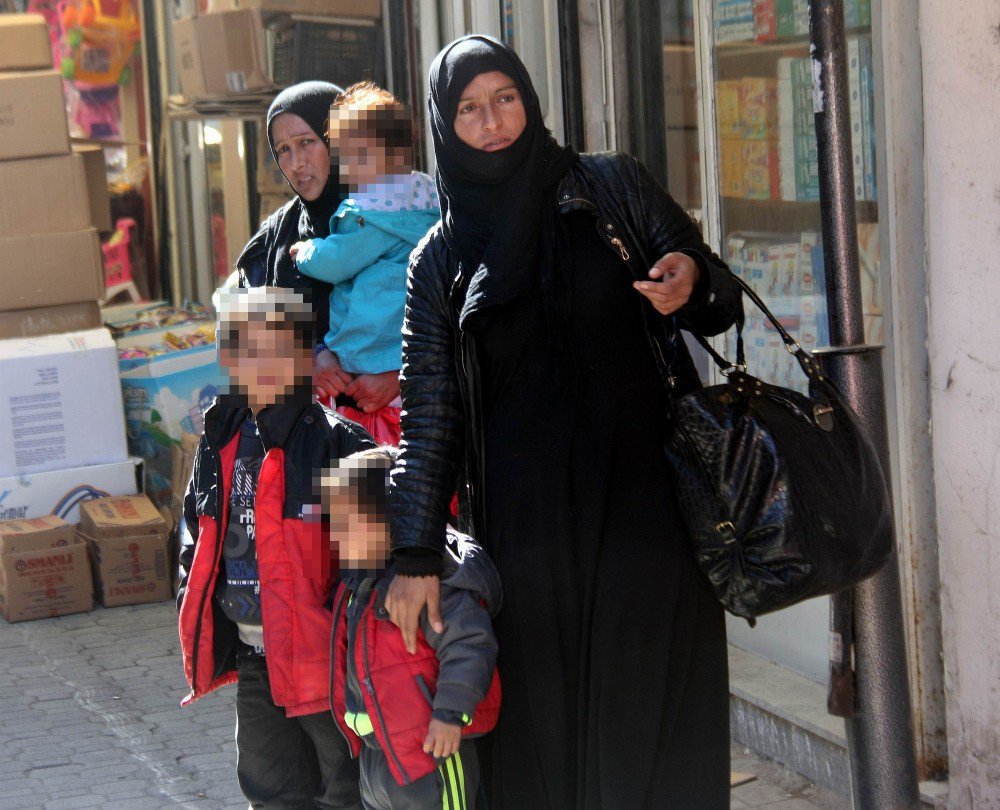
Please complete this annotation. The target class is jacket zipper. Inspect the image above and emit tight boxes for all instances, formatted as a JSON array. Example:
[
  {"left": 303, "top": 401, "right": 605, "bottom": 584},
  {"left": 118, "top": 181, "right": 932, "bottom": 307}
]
[
  {"left": 329, "top": 586, "right": 355, "bottom": 751},
  {"left": 361, "top": 596, "right": 411, "bottom": 784},
  {"left": 610, "top": 237, "right": 630, "bottom": 261},
  {"left": 189, "top": 443, "right": 226, "bottom": 695}
]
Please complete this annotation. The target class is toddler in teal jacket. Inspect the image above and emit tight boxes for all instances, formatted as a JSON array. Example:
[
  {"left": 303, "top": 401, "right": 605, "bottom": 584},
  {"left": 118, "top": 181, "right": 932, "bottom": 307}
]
[{"left": 292, "top": 83, "right": 440, "bottom": 443}]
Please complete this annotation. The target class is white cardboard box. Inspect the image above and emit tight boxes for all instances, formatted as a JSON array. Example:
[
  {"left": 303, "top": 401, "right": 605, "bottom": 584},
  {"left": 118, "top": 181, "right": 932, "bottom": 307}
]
[
  {"left": 0, "top": 329, "right": 129, "bottom": 477},
  {"left": 0, "top": 458, "right": 142, "bottom": 524}
]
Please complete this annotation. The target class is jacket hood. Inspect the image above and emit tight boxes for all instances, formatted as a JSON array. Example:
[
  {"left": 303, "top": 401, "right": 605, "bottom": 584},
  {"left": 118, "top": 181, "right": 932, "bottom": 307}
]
[{"left": 439, "top": 528, "right": 502, "bottom": 616}]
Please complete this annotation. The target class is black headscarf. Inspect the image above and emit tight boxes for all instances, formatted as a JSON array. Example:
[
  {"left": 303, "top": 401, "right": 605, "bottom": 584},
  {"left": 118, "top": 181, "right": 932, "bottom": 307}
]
[
  {"left": 429, "top": 36, "right": 578, "bottom": 331},
  {"left": 250, "top": 82, "right": 343, "bottom": 332}
]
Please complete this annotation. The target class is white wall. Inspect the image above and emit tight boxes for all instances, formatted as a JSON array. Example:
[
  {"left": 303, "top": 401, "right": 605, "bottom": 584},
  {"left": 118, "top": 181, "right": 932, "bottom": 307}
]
[{"left": 920, "top": 1, "right": 1000, "bottom": 804}]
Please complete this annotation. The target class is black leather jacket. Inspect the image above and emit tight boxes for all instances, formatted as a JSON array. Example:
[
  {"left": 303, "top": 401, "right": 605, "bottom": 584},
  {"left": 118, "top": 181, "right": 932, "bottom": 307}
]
[{"left": 389, "top": 152, "right": 742, "bottom": 573}]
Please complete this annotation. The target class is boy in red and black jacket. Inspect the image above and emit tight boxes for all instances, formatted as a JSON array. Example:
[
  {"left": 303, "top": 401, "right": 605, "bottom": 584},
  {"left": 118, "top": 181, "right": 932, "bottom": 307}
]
[
  {"left": 177, "top": 287, "right": 374, "bottom": 808},
  {"left": 325, "top": 446, "right": 501, "bottom": 810}
]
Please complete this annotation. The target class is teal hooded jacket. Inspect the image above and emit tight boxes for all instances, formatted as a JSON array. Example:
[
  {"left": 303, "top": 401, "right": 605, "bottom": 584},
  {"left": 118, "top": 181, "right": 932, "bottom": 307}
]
[{"left": 295, "top": 200, "right": 440, "bottom": 375}]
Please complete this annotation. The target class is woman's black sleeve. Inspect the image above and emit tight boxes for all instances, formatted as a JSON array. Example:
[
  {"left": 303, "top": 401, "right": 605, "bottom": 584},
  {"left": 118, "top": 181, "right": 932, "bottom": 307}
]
[{"left": 388, "top": 232, "right": 463, "bottom": 576}]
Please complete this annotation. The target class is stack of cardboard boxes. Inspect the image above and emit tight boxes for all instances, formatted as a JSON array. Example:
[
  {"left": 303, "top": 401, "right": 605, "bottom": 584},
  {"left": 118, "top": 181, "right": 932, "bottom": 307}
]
[
  {"left": 0, "top": 14, "right": 113, "bottom": 339},
  {"left": 0, "top": 14, "right": 143, "bottom": 587},
  {"left": 0, "top": 493, "right": 175, "bottom": 623}
]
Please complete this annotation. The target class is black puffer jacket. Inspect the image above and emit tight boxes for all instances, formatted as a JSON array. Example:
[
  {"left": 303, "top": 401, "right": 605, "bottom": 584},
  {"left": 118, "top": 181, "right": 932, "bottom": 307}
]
[{"left": 389, "top": 152, "right": 743, "bottom": 573}]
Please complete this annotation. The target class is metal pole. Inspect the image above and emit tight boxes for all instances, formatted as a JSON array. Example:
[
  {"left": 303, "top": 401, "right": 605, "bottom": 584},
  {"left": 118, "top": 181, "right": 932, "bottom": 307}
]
[{"left": 808, "top": 1, "right": 921, "bottom": 807}]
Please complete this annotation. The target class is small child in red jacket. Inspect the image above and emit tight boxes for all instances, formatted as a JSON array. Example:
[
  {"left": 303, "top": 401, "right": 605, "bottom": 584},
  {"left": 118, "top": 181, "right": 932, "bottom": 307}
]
[{"left": 325, "top": 446, "right": 501, "bottom": 809}]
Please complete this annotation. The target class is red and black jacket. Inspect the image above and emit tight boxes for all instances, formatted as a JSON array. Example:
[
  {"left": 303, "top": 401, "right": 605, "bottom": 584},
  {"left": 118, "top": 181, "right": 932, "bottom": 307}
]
[
  {"left": 177, "top": 401, "right": 374, "bottom": 717},
  {"left": 331, "top": 530, "right": 502, "bottom": 785}
]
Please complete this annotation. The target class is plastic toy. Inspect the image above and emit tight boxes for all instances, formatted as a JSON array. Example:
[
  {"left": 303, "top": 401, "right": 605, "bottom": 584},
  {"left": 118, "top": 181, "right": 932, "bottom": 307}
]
[{"left": 58, "top": 0, "right": 140, "bottom": 86}]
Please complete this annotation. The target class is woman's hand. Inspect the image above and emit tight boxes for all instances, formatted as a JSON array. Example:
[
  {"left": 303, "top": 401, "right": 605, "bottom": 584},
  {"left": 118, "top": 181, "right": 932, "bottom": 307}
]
[
  {"left": 313, "top": 349, "right": 355, "bottom": 399},
  {"left": 633, "top": 252, "right": 700, "bottom": 316},
  {"left": 345, "top": 370, "right": 401, "bottom": 413},
  {"left": 385, "top": 574, "right": 444, "bottom": 654}
]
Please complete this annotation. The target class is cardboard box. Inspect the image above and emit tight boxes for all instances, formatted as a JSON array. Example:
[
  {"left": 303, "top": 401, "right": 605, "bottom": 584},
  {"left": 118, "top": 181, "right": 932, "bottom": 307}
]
[
  {"left": 0, "top": 228, "right": 104, "bottom": 311},
  {"left": 0, "top": 301, "right": 102, "bottom": 340},
  {"left": 0, "top": 71, "right": 70, "bottom": 161},
  {"left": 173, "top": 11, "right": 271, "bottom": 99},
  {"left": 0, "top": 328, "right": 129, "bottom": 478},
  {"left": 662, "top": 45, "right": 697, "bottom": 129},
  {"left": 0, "top": 13, "right": 53, "bottom": 71},
  {"left": 80, "top": 494, "right": 169, "bottom": 540},
  {"left": 0, "top": 154, "right": 91, "bottom": 239},
  {"left": 0, "top": 458, "right": 142, "bottom": 524},
  {"left": 79, "top": 495, "right": 172, "bottom": 607},
  {"left": 0, "top": 515, "right": 92, "bottom": 622},
  {"left": 236, "top": 0, "right": 381, "bottom": 17},
  {"left": 72, "top": 144, "right": 114, "bottom": 233}
]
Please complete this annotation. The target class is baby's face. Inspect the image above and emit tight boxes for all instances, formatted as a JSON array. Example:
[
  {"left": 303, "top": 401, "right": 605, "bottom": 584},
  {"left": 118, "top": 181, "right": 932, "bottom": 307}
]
[
  {"left": 331, "top": 502, "right": 390, "bottom": 573},
  {"left": 330, "top": 110, "right": 411, "bottom": 190}
]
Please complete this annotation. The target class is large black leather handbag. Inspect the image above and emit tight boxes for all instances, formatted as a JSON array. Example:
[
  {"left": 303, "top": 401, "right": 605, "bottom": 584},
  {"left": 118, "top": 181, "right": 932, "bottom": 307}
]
[{"left": 663, "top": 277, "right": 893, "bottom": 621}]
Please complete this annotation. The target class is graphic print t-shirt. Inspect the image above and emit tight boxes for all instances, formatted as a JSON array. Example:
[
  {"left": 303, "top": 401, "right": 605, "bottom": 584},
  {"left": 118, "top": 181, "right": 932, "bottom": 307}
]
[{"left": 216, "top": 414, "right": 265, "bottom": 652}]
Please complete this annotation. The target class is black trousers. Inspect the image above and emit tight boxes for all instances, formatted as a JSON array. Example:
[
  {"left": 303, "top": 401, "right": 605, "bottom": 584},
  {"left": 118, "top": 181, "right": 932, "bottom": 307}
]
[
  {"left": 359, "top": 738, "right": 479, "bottom": 810},
  {"left": 235, "top": 654, "right": 362, "bottom": 809}
]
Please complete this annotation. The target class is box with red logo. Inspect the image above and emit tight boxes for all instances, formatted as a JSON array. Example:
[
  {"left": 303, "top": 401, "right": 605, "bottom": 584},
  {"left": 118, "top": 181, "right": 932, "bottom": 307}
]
[
  {"left": 0, "top": 515, "right": 93, "bottom": 622},
  {"left": 79, "top": 495, "right": 171, "bottom": 607}
]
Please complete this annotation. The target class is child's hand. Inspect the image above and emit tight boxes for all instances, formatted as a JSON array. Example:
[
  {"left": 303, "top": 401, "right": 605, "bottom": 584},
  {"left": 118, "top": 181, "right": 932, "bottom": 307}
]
[
  {"left": 423, "top": 719, "right": 462, "bottom": 759},
  {"left": 290, "top": 241, "right": 306, "bottom": 259}
]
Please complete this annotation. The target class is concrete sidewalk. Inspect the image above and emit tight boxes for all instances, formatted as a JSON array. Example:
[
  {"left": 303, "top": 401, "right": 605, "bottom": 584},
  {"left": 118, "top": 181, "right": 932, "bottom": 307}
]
[{"left": 0, "top": 602, "right": 848, "bottom": 809}]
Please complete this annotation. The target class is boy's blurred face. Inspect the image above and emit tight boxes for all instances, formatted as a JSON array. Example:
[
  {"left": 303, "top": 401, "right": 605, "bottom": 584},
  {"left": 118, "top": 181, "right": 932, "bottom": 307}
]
[
  {"left": 220, "top": 319, "right": 311, "bottom": 411},
  {"left": 331, "top": 504, "right": 390, "bottom": 573}
]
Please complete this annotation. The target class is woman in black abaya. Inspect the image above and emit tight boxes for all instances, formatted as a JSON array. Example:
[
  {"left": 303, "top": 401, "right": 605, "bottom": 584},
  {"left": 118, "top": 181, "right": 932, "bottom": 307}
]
[{"left": 386, "top": 37, "right": 742, "bottom": 809}]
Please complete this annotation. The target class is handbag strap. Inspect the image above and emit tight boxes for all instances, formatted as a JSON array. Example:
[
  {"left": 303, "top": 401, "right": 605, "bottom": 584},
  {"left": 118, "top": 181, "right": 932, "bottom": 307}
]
[{"left": 685, "top": 275, "right": 829, "bottom": 386}]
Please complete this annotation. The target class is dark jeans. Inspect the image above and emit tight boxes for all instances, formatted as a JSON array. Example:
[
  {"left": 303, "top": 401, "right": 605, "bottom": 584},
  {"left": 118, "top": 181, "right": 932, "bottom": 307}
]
[{"left": 235, "top": 654, "right": 361, "bottom": 809}]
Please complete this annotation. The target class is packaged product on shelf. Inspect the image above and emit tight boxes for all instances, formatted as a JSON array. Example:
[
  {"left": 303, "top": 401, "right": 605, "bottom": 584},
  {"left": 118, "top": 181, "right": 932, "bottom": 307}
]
[
  {"left": 714, "top": 0, "right": 754, "bottom": 43},
  {"left": 740, "top": 77, "right": 779, "bottom": 140},
  {"left": 79, "top": 495, "right": 172, "bottom": 607},
  {"left": 117, "top": 321, "right": 220, "bottom": 507},
  {"left": 742, "top": 140, "right": 780, "bottom": 200},
  {"left": 0, "top": 329, "right": 128, "bottom": 478},
  {"left": 752, "top": 0, "right": 777, "bottom": 42},
  {"left": 0, "top": 458, "right": 143, "bottom": 524},
  {"left": 720, "top": 140, "right": 745, "bottom": 198},
  {"left": 0, "top": 13, "right": 53, "bottom": 71},
  {"left": 0, "top": 515, "right": 93, "bottom": 623},
  {"left": 716, "top": 80, "right": 743, "bottom": 140},
  {"left": 0, "top": 71, "right": 71, "bottom": 161}
]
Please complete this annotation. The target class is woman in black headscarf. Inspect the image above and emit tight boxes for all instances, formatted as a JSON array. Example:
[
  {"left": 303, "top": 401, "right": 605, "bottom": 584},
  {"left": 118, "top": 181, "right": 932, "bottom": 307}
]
[
  {"left": 237, "top": 81, "right": 400, "bottom": 413},
  {"left": 386, "top": 36, "right": 742, "bottom": 809}
]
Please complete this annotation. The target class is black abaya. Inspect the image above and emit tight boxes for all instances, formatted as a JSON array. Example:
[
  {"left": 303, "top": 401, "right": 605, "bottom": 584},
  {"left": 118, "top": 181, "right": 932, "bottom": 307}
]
[{"left": 476, "top": 213, "right": 730, "bottom": 810}]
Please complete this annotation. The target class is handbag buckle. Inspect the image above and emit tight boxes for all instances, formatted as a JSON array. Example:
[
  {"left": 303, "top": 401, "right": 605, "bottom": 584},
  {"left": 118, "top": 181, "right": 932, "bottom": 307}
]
[
  {"left": 720, "top": 364, "right": 747, "bottom": 377},
  {"left": 716, "top": 521, "right": 738, "bottom": 544},
  {"left": 813, "top": 404, "right": 835, "bottom": 432}
]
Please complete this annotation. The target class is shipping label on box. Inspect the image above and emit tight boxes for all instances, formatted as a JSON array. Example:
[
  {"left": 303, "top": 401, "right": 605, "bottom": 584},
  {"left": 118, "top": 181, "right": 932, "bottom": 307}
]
[
  {"left": 0, "top": 531, "right": 92, "bottom": 623},
  {"left": 0, "top": 329, "right": 129, "bottom": 478},
  {"left": 0, "top": 228, "right": 104, "bottom": 311},
  {"left": 0, "top": 71, "right": 70, "bottom": 161},
  {"left": 0, "top": 458, "right": 142, "bottom": 525},
  {"left": 0, "top": 13, "right": 53, "bottom": 71},
  {"left": 84, "top": 532, "right": 171, "bottom": 608}
]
